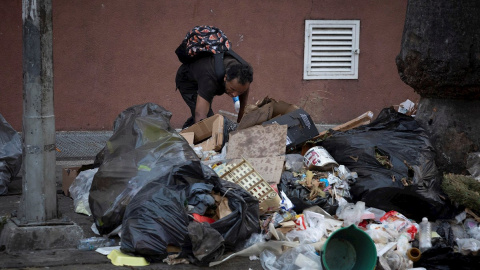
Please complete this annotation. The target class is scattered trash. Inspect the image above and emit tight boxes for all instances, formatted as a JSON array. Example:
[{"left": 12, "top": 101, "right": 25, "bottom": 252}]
[
  {"left": 69, "top": 168, "right": 98, "bottom": 216},
  {"left": 320, "top": 108, "right": 446, "bottom": 221},
  {"left": 303, "top": 146, "right": 338, "bottom": 171},
  {"left": 396, "top": 99, "right": 416, "bottom": 115},
  {"left": 466, "top": 152, "right": 480, "bottom": 181},
  {"left": 89, "top": 103, "right": 199, "bottom": 235},
  {"left": 217, "top": 158, "right": 281, "bottom": 213},
  {"left": 68, "top": 100, "right": 480, "bottom": 269},
  {"left": 0, "top": 113, "right": 22, "bottom": 195},
  {"left": 77, "top": 236, "right": 117, "bottom": 251},
  {"left": 419, "top": 217, "right": 433, "bottom": 252},
  {"left": 120, "top": 161, "right": 260, "bottom": 265},
  {"left": 263, "top": 108, "right": 319, "bottom": 152},
  {"left": 107, "top": 249, "right": 150, "bottom": 266}
]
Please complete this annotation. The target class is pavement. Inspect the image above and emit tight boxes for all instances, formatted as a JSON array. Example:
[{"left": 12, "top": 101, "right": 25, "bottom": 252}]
[{"left": 0, "top": 131, "right": 266, "bottom": 269}]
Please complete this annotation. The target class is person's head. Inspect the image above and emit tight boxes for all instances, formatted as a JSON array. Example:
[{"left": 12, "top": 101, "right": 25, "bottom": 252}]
[{"left": 224, "top": 63, "right": 253, "bottom": 98}]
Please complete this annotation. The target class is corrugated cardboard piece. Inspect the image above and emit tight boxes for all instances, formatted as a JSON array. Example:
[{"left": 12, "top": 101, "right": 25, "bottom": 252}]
[
  {"left": 180, "top": 114, "right": 224, "bottom": 151},
  {"left": 238, "top": 97, "right": 298, "bottom": 130},
  {"left": 226, "top": 124, "right": 287, "bottom": 159},
  {"left": 62, "top": 166, "right": 81, "bottom": 196},
  {"left": 226, "top": 124, "right": 287, "bottom": 185}
]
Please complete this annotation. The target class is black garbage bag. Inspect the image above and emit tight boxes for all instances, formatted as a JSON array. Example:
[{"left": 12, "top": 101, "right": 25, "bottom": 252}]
[
  {"left": 187, "top": 221, "right": 225, "bottom": 266},
  {"left": 0, "top": 114, "right": 22, "bottom": 195},
  {"left": 121, "top": 161, "right": 260, "bottom": 264},
  {"left": 414, "top": 246, "right": 480, "bottom": 270},
  {"left": 89, "top": 103, "right": 199, "bottom": 234},
  {"left": 120, "top": 181, "right": 191, "bottom": 261},
  {"left": 320, "top": 108, "right": 445, "bottom": 221},
  {"left": 278, "top": 171, "right": 341, "bottom": 215}
]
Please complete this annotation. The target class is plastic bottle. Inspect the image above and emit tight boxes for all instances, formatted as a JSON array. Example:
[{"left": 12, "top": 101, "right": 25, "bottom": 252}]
[
  {"left": 418, "top": 217, "right": 432, "bottom": 252},
  {"left": 232, "top": 96, "right": 240, "bottom": 113},
  {"left": 77, "top": 236, "right": 116, "bottom": 251}
]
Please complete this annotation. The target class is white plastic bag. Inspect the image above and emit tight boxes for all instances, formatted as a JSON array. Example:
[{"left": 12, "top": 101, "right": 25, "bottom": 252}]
[{"left": 69, "top": 168, "right": 98, "bottom": 216}]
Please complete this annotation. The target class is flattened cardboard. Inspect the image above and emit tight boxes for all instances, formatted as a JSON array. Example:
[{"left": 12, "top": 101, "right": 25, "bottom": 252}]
[
  {"left": 238, "top": 97, "right": 298, "bottom": 130},
  {"left": 180, "top": 114, "right": 224, "bottom": 151},
  {"left": 62, "top": 166, "right": 81, "bottom": 196},
  {"left": 226, "top": 124, "right": 287, "bottom": 159}
]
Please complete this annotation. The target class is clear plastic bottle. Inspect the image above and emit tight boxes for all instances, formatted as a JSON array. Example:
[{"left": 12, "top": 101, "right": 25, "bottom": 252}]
[
  {"left": 232, "top": 96, "right": 240, "bottom": 113},
  {"left": 418, "top": 217, "right": 432, "bottom": 252},
  {"left": 77, "top": 236, "right": 116, "bottom": 251}
]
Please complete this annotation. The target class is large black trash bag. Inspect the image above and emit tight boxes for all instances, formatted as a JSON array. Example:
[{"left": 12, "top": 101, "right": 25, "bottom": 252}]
[
  {"left": 120, "top": 181, "right": 191, "bottom": 261},
  {"left": 158, "top": 160, "right": 260, "bottom": 250},
  {"left": 121, "top": 161, "right": 260, "bottom": 264},
  {"left": 414, "top": 246, "right": 480, "bottom": 270},
  {"left": 187, "top": 221, "right": 225, "bottom": 266},
  {"left": 0, "top": 114, "right": 22, "bottom": 195},
  {"left": 89, "top": 103, "right": 198, "bottom": 234},
  {"left": 320, "top": 108, "right": 446, "bottom": 221}
]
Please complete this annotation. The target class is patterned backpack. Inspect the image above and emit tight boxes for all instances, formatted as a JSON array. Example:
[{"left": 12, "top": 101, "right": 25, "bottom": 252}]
[{"left": 175, "top": 25, "right": 247, "bottom": 83}]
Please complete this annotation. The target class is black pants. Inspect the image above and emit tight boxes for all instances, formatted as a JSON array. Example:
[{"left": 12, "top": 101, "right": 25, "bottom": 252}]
[
  {"left": 179, "top": 91, "right": 214, "bottom": 129},
  {"left": 176, "top": 64, "right": 214, "bottom": 129}
]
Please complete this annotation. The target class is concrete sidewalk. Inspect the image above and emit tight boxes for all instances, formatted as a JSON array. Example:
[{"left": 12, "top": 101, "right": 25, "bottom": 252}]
[{"left": 0, "top": 132, "right": 264, "bottom": 269}]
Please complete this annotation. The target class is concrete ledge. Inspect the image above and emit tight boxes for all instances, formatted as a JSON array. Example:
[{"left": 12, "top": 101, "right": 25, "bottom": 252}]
[{"left": 0, "top": 219, "right": 84, "bottom": 253}]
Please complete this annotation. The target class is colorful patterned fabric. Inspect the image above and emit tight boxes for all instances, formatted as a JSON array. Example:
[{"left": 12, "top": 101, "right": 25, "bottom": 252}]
[{"left": 185, "top": 25, "right": 231, "bottom": 56}]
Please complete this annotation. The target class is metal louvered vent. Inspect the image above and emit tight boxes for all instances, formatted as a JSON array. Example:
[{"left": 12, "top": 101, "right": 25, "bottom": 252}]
[{"left": 304, "top": 20, "right": 360, "bottom": 80}]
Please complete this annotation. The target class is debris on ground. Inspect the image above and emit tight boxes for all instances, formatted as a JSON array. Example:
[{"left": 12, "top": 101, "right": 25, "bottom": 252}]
[
  {"left": 0, "top": 113, "right": 22, "bottom": 195},
  {"left": 61, "top": 98, "right": 480, "bottom": 269}
]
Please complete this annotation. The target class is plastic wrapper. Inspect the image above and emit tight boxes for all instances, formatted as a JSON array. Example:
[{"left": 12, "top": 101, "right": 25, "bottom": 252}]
[
  {"left": 336, "top": 201, "right": 365, "bottom": 226},
  {"left": 366, "top": 224, "right": 399, "bottom": 244},
  {"left": 120, "top": 161, "right": 260, "bottom": 265},
  {"left": 320, "top": 108, "right": 446, "bottom": 221},
  {"left": 383, "top": 249, "right": 412, "bottom": 270},
  {"left": 464, "top": 218, "right": 480, "bottom": 240},
  {"left": 285, "top": 211, "right": 327, "bottom": 244},
  {"left": 260, "top": 244, "right": 322, "bottom": 270},
  {"left": 69, "top": 168, "right": 98, "bottom": 216},
  {"left": 0, "top": 113, "right": 22, "bottom": 195},
  {"left": 89, "top": 103, "right": 199, "bottom": 234},
  {"left": 466, "top": 152, "right": 480, "bottom": 180},
  {"left": 380, "top": 211, "right": 418, "bottom": 241},
  {"left": 434, "top": 220, "right": 456, "bottom": 247},
  {"left": 366, "top": 207, "right": 386, "bottom": 222},
  {"left": 284, "top": 154, "right": 304, "bottom": 172},
  {"left": 396, "top": 233, "right": 411, "bottom": 257},
  {"left": 456, "top": 238, "right": 480, "bottom": 256}
]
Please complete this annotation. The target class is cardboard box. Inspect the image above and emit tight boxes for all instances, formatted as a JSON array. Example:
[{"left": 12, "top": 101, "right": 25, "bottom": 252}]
[
  {"left": 238, "top": 97, "right": 298, "bottom": 130},
  {"left": 263, "top": 108, "right": 319, "bottom": 152},
  {"left": 62, "top": 166, "right": 81, "bottom": 196},
  {"left": 180, "top": 114, "right": 225, "bottom": 151}
]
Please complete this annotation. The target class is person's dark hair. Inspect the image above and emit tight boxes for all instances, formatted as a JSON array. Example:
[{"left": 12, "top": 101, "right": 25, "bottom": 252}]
[{"left": 226, "top": 63, "right": 253, "bottom": 85}]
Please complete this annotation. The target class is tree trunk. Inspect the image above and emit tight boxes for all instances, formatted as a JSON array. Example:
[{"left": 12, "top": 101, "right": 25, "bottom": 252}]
[{"left": 396, "top": 0, "right": 480, "bottom": 174}]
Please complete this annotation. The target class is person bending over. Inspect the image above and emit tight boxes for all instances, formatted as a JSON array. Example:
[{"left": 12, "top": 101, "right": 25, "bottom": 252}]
[{"left": 175, "top": 54, "right": 253, "bottom": 129}]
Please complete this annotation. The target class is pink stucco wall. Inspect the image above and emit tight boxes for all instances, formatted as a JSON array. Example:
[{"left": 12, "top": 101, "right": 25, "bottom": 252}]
[{"left": 0, "top": 0, "right": 417, "bottom": 131}]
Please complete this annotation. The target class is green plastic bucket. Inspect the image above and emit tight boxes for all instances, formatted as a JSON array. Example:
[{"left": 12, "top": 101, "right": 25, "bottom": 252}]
[{"left": 322, "top": 224, "right": 377, "bottom": 270}]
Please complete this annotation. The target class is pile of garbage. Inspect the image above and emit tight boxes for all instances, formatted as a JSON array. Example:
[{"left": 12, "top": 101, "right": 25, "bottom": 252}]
[{"left": 62, "top": 99, "right": 480, "bottom": 269}]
